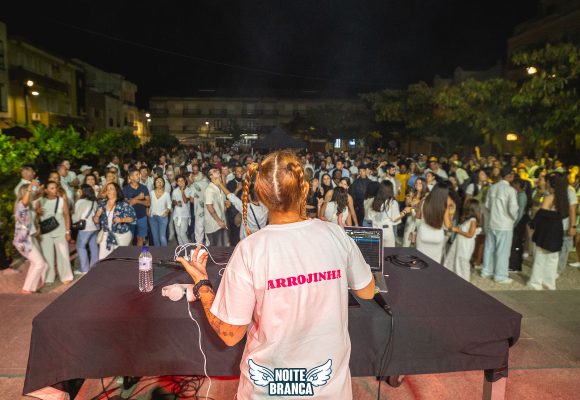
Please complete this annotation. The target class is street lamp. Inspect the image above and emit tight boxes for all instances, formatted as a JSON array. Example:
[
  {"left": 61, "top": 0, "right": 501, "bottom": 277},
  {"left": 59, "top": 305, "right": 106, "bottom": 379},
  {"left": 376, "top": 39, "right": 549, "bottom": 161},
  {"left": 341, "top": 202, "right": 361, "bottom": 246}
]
[
  {"left": 26, "top": 80, "right": 34, "bottom": 87},
  {"left": 31, "top": 91, "right": 40, "bottom": 96},
  {"left": 506, "top": 132, "right": 518, "bottom": 142},
  {"left": 526, "top": 66, "right": 538, "bottom": 75},
  {"left": 147, "top": 118, "right": 151, "bottom": 122},
  {"left": 145, "top": 113, "right": 150, "bottom": 118}
]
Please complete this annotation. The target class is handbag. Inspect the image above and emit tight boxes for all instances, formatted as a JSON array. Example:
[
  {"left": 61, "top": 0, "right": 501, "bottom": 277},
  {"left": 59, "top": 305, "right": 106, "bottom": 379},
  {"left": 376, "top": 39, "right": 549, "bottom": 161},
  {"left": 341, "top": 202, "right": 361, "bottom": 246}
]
[
  {"left": 72, "top": 201, "right": 95, "bottom": 233},
  {"left": 40, "top": 197, "right": 60, "bottom": 235}
]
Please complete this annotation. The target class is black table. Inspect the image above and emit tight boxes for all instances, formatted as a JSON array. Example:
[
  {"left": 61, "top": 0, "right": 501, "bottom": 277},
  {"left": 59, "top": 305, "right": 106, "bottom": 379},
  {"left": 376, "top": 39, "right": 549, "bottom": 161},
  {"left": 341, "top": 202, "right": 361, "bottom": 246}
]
[{"left": 24, "top": 246, "right": 521, "bottom": 399}]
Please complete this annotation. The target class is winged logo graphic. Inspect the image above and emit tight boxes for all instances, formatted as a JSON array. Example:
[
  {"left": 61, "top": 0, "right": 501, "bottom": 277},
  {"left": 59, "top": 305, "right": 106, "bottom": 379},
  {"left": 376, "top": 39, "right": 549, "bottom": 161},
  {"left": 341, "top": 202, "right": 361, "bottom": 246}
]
[
  {"left": 248, "top": 359, "right": 275, "bottom": 387},
  {"left": 248, "top": 359, "right": 333, "bottom": 387}
]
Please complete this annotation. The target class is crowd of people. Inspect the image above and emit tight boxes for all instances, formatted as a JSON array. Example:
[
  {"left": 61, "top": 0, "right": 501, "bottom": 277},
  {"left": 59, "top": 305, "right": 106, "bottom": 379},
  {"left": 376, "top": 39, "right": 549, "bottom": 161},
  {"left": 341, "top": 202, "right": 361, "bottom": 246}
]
[{"left": 10, "top": 146, "right": 580, "bottom": 294}]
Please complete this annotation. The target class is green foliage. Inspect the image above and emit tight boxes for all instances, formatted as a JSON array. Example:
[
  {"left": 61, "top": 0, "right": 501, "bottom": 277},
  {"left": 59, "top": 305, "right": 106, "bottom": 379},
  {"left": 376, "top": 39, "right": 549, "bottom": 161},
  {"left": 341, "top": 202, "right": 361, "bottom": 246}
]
[
  {"left": 363, "top": 42, "right": 580, "bottom": 154},
  {"left": 511, "top": 43, "right": 580, "bottom": 149},
  {"left": 0, "top": 126, "right": 143, "bottom": 260}
]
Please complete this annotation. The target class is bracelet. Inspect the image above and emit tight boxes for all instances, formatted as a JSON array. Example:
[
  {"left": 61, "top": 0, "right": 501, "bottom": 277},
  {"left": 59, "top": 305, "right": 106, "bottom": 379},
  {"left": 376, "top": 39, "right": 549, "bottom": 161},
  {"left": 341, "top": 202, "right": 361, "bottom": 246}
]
[{"left": 192, "top": 279, "right": 213, "bottom": 299}]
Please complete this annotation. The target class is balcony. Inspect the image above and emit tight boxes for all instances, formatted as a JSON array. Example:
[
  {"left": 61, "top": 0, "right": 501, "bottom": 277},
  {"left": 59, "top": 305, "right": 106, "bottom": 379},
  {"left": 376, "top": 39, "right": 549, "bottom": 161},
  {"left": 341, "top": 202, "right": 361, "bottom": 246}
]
[
  {"left": 209, "top": 109, "right": 227, "bottom": 116},
  {"left": 151, "top": 109, "right": 169, "bottom": 116},
  {"left": 183, "top": 109, "right": 201, "bottom": 116},
  {"left": 10, "top": 66, "right": 70, "bottom": 93}
]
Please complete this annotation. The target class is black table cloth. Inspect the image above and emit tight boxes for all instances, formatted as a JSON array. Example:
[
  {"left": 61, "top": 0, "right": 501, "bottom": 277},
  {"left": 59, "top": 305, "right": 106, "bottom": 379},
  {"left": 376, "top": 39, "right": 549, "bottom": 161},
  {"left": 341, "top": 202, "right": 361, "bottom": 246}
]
[{"left": 24, "top": 246, "right": 521, "bottom": 395}]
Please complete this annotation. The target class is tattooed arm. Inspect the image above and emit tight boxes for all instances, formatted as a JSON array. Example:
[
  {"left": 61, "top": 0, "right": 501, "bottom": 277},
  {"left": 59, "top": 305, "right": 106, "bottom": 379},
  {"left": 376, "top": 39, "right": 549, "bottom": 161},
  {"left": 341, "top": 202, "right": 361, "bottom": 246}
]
[
  {"left": 196, "top": 285, "right": 248, "bottom": 346},
  {"left": 178, "top": 245, "right": 248, "bottom": 347}
]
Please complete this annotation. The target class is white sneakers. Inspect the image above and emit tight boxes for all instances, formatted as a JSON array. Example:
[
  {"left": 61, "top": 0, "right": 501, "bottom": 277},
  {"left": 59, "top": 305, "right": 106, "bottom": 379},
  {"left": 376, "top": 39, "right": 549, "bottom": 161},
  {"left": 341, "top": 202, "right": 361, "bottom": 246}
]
[{"left": 569, "top": 262, "right": 580, "bottom": 268}]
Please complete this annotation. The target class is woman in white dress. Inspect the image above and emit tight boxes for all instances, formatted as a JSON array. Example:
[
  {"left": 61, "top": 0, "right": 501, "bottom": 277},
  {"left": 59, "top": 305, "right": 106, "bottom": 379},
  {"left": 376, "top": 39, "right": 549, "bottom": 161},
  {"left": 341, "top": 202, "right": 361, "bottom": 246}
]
[
  {"left": 321, "top": 187, "right": 351, "bottom": 226},
  {"left": 416, "top": 184, "right": 455, "bottom": 263},
  {"left": 368, "top": 181, "right": 412, "bottom": 247},
  {"left": 443, "top": 199, "right": 481, "bottom": 281}
]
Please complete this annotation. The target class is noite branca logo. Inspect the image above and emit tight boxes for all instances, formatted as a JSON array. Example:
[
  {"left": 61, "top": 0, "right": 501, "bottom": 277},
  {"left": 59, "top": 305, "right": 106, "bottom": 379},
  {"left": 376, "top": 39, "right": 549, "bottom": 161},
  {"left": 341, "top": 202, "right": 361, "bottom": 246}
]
[{"left": 248, "top": 359, "right": 333, "bottom": 396}]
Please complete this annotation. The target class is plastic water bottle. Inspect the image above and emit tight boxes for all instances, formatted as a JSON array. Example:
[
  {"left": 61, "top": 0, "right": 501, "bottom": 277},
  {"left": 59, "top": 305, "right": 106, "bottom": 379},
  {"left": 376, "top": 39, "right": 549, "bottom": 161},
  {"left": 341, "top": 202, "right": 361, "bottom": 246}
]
[{"left": 138, "top": 246, "right": 153, "bottom": 292}]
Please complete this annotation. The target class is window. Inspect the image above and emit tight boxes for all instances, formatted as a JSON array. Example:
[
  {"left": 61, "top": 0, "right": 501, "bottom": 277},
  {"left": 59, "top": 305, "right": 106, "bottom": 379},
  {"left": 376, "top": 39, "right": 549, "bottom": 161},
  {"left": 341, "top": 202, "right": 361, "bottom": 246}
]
[
  {"left": 214, "top": 119, "right": 222, "bottom": 129},
  {"left": 0, "top": 40, "right": 5, "bottom": 71},
  {"left": 0, "top": 84, "right": 7, "bottom": 111},
  {"left": 109, "top": 118, "right": 114, "bottom": 127}
]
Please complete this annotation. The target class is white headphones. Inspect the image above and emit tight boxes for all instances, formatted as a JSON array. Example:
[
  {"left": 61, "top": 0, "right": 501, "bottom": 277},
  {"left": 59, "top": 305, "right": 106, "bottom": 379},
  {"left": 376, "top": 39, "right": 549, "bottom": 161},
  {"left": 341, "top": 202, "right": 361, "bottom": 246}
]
[{"left": 162, "top": 284, "right": 195, "bottom": 302}]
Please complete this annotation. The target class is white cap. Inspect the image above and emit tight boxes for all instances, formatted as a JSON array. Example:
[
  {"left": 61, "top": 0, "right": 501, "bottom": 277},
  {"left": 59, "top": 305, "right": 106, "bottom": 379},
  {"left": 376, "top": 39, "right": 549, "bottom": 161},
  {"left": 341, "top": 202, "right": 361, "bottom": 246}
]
[{"left": 80, "top": 165, "right": 92, "bottom": 172}]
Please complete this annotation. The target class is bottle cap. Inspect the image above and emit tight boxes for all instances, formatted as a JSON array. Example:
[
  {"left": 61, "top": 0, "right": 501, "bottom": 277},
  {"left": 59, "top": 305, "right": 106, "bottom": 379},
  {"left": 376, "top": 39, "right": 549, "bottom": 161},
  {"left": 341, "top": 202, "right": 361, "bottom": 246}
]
[{"left": 142, "top": 246, "right": 149, "bottom": 252}]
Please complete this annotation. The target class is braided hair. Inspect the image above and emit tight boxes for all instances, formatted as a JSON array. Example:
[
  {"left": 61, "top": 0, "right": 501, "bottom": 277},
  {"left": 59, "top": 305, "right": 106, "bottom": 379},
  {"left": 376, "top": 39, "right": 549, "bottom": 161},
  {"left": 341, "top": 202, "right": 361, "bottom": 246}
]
[{"left": 242, "top": 150, "right": 309, "bottom": 236}]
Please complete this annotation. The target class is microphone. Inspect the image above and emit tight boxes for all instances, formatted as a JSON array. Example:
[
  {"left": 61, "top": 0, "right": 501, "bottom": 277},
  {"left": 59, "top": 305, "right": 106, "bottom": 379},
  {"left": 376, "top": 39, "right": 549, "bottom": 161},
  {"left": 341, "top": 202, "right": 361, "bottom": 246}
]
[{"left": 373, "top": 292, "right": 392, "bottom": 316}]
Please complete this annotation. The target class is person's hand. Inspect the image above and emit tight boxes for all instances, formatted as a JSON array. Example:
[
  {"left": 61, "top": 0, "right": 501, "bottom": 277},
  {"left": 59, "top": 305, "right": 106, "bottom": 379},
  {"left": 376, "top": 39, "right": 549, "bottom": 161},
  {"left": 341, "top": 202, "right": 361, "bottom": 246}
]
[
  {"left": 177, "top": 245, "right": 209, "bottom": 284},
  {"left": 218, "top": 219, "right": 227, "bottom": 229},
  {"left": 317, "top": 197, "right": 324, "bottom": 207},
  {"left": 236, "top": 181, "right": 243, "bottom": 192},
  {"left": 225, "top": 200, "right": 232, "bottom": 208},
  {"left": 569, "top": 227, "right": 577, "bottom": 237},
  {"left": 65, "top": 233, "right": 71, "bottom": 242},
  {"left": 36, "top": 204, "right": 44, "bottom": 217},
  {"left": 95, "top": 207, "right": 103, "bottom": 218},
  {"left": 403, "top": 206, "right": 413, "bottom": 214},
  {"left": 113, "top": 217, "right": 123, "bottom": 224}
]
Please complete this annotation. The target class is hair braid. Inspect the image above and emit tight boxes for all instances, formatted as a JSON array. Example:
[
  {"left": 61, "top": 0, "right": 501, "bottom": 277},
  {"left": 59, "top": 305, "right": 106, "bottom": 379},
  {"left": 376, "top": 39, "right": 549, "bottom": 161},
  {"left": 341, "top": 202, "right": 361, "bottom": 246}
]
[
  {"left": 242, "top": 162, "right": 259, "bottom": 236},
  {"left": 288, "top": 161, "right": 309, "bottom": 219}
]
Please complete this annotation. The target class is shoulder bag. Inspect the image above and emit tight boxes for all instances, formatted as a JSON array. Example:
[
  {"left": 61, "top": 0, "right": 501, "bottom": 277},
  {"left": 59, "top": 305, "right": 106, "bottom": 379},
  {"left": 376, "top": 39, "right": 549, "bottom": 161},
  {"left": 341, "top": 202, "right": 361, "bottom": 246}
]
[
  {"left": 72, "top": 201, "right": 95, "bottom": 233},
  {"left": 40, "top": 197, "right": 60, "bottom": 234}
]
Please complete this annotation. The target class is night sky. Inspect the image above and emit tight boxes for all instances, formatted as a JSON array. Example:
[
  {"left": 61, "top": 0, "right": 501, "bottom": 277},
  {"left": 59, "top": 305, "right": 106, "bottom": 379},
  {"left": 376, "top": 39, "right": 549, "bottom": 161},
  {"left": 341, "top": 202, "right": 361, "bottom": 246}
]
[{"left": 2, "top": 0, "right": 539, "bottom": 107}]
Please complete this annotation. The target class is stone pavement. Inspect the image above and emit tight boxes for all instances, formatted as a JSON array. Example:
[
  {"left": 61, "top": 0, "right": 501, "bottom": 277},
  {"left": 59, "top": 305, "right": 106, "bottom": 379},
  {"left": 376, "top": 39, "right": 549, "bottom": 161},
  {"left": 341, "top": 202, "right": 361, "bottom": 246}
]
[{"left": 1, "top": 249, "right": 579, "bottom": 399}]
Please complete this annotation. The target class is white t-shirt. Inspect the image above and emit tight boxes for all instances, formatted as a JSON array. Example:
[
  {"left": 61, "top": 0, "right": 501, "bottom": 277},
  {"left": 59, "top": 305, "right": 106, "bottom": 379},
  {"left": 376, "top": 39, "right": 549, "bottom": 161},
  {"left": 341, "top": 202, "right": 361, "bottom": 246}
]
[
  {"left": 204, "top": 182, "right": 226, "bottom": 234},
  {"left": 324, "top": 201, "right": 349, "bottom": 225},
  {"left": 150, "top": 191, "right": 172, "bottom": 217},
  {"left": 172, "top": 188, "right": 191, "bottom": 218},
  {"left": 563, "top": 186, "right": 578, "bottom": 231},
  {"left": 210, "top": 219, "right": 373, "bottom": 400}
]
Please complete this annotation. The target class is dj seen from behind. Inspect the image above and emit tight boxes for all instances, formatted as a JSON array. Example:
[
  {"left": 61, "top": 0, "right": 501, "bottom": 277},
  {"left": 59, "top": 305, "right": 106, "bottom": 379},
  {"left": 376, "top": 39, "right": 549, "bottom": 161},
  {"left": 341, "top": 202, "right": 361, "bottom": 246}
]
[{"left": 178, "top": 150, "right": 376, "bottom": 400}]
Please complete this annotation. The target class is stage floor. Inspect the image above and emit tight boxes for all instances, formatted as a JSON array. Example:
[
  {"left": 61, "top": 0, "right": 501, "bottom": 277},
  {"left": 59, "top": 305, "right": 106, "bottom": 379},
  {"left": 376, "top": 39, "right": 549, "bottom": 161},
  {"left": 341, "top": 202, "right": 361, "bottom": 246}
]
[{"left": 2, "top": 263, "right": 580, "bottom": 399}]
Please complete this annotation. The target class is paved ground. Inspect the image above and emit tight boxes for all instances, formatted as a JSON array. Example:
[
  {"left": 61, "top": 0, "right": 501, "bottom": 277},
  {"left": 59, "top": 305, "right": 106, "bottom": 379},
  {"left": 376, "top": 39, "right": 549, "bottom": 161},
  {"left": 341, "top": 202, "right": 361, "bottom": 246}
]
[{"left": 1, "top": 249, "right": 579, "bottom": 399}]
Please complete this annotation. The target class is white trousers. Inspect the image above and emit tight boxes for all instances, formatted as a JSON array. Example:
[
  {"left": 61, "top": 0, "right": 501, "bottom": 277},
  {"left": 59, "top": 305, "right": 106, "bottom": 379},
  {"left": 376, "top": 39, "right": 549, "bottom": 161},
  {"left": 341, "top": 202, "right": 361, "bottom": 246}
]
[
  {"left": 22, "top": 239, "right": 48, "bottom": 292},
  {"left": 40, "top": 234, "right": 73, "bottom": 283},
  {"left": 528, "top": 246, "right": 559, "bottom": 290},
  {"left": 194, "top": 205, "right": 206, "bottom": 245},
  {"left": 174, "top": 217, "right": 190, "bottom": 245},
  {"left": 98, "top": 231, "right": 133, "bottom": 260}
]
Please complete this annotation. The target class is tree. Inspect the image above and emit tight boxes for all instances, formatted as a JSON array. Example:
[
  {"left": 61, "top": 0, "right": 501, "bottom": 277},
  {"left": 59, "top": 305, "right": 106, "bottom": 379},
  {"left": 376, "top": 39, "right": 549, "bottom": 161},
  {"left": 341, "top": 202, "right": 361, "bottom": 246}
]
[
  {"left": 86, "top": 129, "right": 141, "bottom": 160},
  {"left": 511, "top": 43, "right": 580, "bottom": 152}
]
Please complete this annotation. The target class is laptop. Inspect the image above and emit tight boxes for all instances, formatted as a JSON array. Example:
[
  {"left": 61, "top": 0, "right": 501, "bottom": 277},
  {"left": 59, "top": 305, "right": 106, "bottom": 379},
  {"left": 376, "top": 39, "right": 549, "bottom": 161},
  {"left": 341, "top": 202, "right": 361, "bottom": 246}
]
[{"left": 344, "top": 226, "right": 388, "bottom": 293}]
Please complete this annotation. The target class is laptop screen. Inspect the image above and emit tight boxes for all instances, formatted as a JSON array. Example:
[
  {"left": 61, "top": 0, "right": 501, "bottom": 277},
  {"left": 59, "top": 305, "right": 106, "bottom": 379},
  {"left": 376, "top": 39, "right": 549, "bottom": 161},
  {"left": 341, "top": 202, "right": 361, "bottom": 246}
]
[{"left": 343, "top": 226, "right": 383, "bottom": 272}]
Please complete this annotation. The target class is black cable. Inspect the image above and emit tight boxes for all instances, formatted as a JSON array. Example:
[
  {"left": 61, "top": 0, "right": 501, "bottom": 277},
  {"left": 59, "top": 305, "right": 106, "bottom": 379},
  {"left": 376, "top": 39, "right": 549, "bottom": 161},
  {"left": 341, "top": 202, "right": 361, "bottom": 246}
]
[
  {"left": 386, "top": 254, "right": 429, "bottom": 270},
  {"left": 376, "top": 308, "right": 395, "bottom": 400}
]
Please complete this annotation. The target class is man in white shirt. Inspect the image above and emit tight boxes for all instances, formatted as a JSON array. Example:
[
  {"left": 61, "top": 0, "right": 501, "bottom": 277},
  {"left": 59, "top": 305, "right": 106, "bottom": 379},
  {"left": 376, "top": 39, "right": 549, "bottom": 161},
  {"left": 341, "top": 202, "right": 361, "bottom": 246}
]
[
  {"left": 204, "top": 169, "right": 228, "bottom": 246},
  {"left": 139, "top": 165, "right": 154, "bottom": 192},
  {"left": 383, "top": 164, "right": 400, "bottom": 197},
  {"left": 77, "top": 165, "right": 92, "bottom": 185},
  {"left": 14, "top": 165, "right": 35, "bottom": 196},
  {"left": 57, "top": 164, "right": 74, "bottom": 206},
  {"left": 61, "top": 159, "right": 79, "bottom": 188},
  {"left": 449, "top": 162, "right": 469, "bottom": 186},
  {"left": 482, "top": 167, "right": 519, "bottom": 283}
]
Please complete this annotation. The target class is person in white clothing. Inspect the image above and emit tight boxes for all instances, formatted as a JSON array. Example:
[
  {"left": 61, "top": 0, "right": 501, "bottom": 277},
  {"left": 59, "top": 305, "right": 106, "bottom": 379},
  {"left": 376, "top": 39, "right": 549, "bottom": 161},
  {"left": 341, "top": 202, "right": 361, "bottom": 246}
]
[
  {"left": 204, "top": 169, "right": 228, "bottom": 246},
  {"left": 177, "top": 150, "right": 375, "bottom": 400},
  {"left": 13, "top": 182, "right": 48, "bottom": 293},
  {"left": 322, "top": 187, "right": 351, "bottom": 226},
  {"left": 416, "top": 184, "right": 455, "bottom": 263},
  {"left": 214, "top": 177, "right": 269, "bottom": 239},
  {"left": 172, "top": 175, "right": 192, "bottom": 245},
  {"left": 149, "top": 177, "right": 172, "bottom": 246},
  {"left": 36, "top": 181, "right": 73, "bottom": 284},
  {"left": 368, "top": 181, "right": 412, "bottom": 247},
  {"left": 188, "top": 172, "right": 210, "bottom": 245},
  {"left": 443, "top": 199, "right": 481, "bottom": 281},
  {"left": 73, "top": 185, "right": 99, "bottom": 273}
]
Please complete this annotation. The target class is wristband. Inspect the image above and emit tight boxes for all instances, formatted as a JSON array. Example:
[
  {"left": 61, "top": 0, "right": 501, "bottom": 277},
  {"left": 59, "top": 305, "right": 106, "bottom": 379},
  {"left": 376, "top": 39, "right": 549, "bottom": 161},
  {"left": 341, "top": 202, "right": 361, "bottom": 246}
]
[{"left": 192, "top": 279, "right": 213, "bottom": 299}]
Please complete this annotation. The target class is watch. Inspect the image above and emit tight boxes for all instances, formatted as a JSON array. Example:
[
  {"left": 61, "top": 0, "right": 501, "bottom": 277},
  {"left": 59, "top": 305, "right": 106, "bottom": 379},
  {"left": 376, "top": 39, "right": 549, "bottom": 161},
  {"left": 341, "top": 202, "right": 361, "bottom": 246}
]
[{"left": 192, "top": 279, "right": 213, "bottom": 299}]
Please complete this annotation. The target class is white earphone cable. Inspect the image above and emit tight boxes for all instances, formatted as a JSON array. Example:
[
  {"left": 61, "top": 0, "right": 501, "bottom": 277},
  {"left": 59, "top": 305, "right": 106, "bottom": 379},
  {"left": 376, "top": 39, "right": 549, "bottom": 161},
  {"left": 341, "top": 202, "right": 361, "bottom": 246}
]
[{"left": 186, "top": 299, "right": 212, "bottom": 400}]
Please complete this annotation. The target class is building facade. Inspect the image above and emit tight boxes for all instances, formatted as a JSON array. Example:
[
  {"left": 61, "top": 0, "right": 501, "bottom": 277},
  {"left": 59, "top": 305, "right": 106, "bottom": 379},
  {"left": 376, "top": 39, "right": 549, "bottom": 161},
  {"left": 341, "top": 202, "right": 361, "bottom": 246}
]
[
  {"left": 508, "top": 0, "right": 580, "bottom": 56},
  {"left": 149, "top": 94, "right": 362, "bottom": 143},
  {"left": 6, "top": 37, "right": 84, "bottom": 128},
  {"left": 0, "top": 22, "right": 9, "bottom": 124}
]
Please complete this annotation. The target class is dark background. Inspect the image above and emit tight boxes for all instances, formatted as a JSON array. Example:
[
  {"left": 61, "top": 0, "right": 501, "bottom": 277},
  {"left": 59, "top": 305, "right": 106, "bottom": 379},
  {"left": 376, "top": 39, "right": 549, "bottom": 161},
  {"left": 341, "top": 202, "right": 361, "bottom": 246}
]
[{"left": 2, "top": 0, "right": 539, "bottom": 107}]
